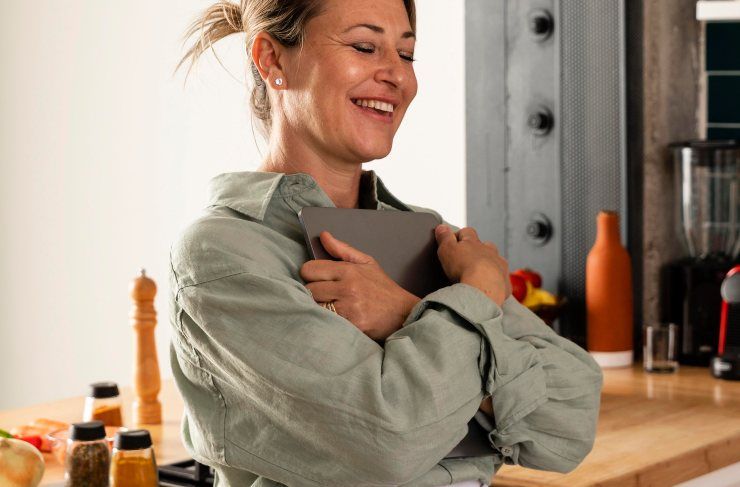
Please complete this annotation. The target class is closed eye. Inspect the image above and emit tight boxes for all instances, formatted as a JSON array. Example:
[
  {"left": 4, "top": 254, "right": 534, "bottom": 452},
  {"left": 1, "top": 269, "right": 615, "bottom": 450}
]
[
  {"left": 353, "top": 44, "right": 374, "bottom": 54},
  {"left": 352, "top": 44, "right": 416, "bottom": 63}
]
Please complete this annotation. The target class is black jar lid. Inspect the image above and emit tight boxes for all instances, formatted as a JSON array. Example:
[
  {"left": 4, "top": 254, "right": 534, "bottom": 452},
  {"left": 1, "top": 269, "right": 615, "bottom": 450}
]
[
  {"left": 89, "top": 381, "right": 119, "bottom": 399},
  {"left": 69, "top": 421, "right": 106, "bottom": 441},
  {"left": 114, "top": 429, "right": 152, "bottom": 450}
]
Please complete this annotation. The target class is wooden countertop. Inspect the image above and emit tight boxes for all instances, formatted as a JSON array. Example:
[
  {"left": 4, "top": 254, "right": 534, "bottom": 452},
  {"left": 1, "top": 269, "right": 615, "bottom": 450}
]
[
  {"left": 1, "top": 364, "right": 738, "bottom": 486},
  {"left": 492, "top": 364, "right": 740, "bottom": 486}
]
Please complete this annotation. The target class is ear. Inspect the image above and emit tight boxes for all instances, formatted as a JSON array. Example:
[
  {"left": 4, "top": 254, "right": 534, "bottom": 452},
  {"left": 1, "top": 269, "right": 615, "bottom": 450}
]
[{"left": 250, "top": 32, "right": 286, "bottom": 88}]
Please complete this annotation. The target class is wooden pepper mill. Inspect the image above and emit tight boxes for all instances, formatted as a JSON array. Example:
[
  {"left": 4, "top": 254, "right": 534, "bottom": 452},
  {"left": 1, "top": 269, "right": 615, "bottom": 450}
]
[{"left": 130, "top": 268, "right": 162, "bottom": 425}]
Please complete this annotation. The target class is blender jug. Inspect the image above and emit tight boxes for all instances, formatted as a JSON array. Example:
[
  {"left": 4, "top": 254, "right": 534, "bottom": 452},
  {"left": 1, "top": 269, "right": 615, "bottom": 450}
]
[{"left": 673, "top": 140, "right": 740, "bottom": 260}]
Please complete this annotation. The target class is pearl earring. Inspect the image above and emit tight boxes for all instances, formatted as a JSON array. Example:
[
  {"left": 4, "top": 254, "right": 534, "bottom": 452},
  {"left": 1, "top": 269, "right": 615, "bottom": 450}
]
[{"left": 274, "top": 78, "right": 283, "bottom": 86}]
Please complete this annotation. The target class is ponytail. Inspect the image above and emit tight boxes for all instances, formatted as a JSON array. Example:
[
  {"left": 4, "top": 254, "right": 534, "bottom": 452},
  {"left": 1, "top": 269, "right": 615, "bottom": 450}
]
[{"left": 175, "top": 1, "right": 244, "bottom": 82}]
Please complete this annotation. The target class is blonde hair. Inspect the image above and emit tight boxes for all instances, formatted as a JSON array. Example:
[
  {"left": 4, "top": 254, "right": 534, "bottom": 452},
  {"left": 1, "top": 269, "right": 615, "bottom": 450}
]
[{"left": 175, "top": 0, "right": 417, "bottom": 138}]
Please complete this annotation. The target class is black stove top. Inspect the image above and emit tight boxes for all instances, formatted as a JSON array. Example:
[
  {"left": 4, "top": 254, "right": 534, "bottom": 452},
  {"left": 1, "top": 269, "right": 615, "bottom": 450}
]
[{"left": 159, "top": 459, "right": 215, "bottom": 486}]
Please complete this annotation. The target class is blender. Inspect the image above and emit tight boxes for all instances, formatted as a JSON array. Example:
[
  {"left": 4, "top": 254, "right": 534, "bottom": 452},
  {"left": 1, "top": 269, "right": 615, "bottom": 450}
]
[{"left": 661, "top": 140, "right": 740, "bottom": 366}]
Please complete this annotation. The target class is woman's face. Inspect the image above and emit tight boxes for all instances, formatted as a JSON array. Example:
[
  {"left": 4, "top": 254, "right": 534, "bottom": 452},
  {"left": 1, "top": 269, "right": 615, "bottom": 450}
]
[{"left": 280, "top": 0, "right": 417, "bottom": 165}]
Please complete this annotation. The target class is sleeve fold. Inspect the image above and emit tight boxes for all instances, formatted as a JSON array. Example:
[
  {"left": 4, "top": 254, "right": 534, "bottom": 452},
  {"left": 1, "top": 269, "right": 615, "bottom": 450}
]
[{"left": 480, "top": 296, "right": 604, "bottom": 473}]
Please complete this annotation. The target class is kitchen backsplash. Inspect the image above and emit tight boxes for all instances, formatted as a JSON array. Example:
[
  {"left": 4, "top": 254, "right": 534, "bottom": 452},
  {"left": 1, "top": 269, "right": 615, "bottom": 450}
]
[{"left": 707, "top": 22, "right": 740, "bottom": 140}]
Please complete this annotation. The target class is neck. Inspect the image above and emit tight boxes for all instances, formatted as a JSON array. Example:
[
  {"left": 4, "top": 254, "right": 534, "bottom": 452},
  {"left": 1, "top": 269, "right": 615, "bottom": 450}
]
[
  {"left": 257, "top": 122, "right": 363, "bottom": 209},
  {"left": 595, "top": 212, "right": 621, "bottom": 245}
]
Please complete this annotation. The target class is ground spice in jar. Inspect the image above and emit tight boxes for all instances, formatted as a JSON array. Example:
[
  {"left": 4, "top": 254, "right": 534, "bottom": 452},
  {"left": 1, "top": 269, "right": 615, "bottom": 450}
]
[
  {"left": 110, "top": 430, "right": 158, "bottom": 487},
  {"left": 110, "top": 452, "right": 158, "bottom": 486},
  {"left": 91, "top": 404, "right": 123, "bottom": 427},
  {"left": 65, "top": 421, "right": 110, "bottom": 487},
  {"left": 83, "top": 382, "right": 123, "bottom": 427}
]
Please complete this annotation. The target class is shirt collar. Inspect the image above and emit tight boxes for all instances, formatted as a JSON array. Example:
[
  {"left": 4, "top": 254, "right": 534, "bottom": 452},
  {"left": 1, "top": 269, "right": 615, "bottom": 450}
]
[{"left": 207, "top": 169, "right": 411, "bottom": 221}]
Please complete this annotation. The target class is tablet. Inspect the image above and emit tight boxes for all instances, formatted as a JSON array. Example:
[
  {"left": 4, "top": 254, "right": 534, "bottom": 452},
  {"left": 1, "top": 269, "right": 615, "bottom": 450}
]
[
  {"left": 298, "top": 207, "right": 495, "bottom": 459},
  {"left": 298, "top": 207, "right": 449, "bottom": 297}
]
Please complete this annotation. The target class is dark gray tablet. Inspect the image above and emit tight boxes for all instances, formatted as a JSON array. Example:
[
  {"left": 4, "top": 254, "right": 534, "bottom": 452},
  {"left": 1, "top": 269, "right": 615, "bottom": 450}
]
[
  {"left": 298, "top": 206, "right": 495, "bottom": 459},
  {"left": 298, "top": 207, "right": 449, "bottom": 297}
]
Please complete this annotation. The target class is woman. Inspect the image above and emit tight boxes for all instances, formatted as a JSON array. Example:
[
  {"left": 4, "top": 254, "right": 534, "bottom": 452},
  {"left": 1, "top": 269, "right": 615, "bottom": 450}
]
[{"left": 170, "top": 0, "right": 603, "bottom": 486}]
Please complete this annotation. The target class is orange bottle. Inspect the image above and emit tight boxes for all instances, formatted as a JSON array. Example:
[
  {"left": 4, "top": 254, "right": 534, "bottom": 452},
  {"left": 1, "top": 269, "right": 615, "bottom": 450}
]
[{"left": 586, "top": 211, "right": 633, "bottom": 368}]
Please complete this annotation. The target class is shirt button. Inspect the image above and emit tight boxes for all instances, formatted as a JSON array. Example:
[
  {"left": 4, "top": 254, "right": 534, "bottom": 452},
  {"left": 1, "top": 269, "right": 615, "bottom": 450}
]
[{"left": 500, "top": 446, "right": 514, "bottom": 457}]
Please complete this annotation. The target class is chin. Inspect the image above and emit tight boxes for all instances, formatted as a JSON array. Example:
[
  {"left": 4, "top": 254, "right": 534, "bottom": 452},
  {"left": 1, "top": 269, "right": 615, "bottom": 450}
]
[{"left": 353, "top": 140, "right": 393, "bottom": 161}]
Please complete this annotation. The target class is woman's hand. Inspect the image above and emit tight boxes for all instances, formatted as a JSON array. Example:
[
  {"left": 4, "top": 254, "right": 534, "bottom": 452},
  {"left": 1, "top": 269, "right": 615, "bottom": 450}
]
[
  {"left": 435, "top": 224, "right": 511, "bottom": 307},
  {"left": 300, "top": 231, "right": 421, "bottom": 341}
]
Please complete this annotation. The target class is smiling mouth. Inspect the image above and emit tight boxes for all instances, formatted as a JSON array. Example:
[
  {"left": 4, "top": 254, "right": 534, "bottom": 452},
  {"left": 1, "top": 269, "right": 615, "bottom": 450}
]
[{"left": 350, "top": 99, "right": 394, "bottom": 122}]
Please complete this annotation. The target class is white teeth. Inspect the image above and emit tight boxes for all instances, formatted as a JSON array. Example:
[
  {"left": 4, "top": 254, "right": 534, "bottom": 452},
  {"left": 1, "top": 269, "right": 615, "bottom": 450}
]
[{"left": 353, "top": 99, "right": 394, "bottom": 113}]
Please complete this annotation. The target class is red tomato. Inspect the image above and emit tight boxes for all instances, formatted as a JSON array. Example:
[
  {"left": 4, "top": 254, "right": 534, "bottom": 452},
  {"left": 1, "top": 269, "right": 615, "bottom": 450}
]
[
  {"left": 513, "top": 268, "right": 542, "bottom": 289},
  {"left": 509, "top": 273, "right": 528, "bottom": 302},
  {"left": 16, "top": 434, "right": 42, "bottom": 451}
]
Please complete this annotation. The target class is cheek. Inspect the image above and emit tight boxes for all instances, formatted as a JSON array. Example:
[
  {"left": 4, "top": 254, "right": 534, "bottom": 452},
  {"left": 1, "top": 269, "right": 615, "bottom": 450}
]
[
  {"left": 310, "top": 62, "right": 360, "bottom": 117},
  {"left": 393, "top": 81, "right": 418, "bottom": 124},
  {"left": 317, "top": 54, "right": 362, "bottom": 89},
  {"left": 343, "top": 62, "right": 367, "bottom": 84},
  {"left": 406, "top": 72, "right": 419, "bottom": 103},
  {"left": 286, "top": 75, "right": 332, "bottom": 128}
]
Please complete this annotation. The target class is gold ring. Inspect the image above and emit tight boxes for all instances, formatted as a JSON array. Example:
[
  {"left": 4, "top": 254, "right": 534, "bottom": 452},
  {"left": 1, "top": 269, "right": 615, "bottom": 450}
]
[{"left": 320, "top": 301, "right": 337, "bottom": 313}]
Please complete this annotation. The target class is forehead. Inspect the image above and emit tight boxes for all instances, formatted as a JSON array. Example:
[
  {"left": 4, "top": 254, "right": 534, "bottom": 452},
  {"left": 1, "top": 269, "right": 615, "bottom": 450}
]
[{"left": 314, "top": 0, "right": 412, "bottom": 33}]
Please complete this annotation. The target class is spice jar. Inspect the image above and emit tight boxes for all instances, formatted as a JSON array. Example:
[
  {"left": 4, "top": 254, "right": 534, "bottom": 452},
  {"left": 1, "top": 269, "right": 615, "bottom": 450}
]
[
  {"left": 110, "top": 430, "right": 158, "bottom": 487},
  {"left": 83, "top": 382, "right": 123, "bottom": 427},
  {"left": 65, "top": 421, "right": 110, "bottom": 487}
]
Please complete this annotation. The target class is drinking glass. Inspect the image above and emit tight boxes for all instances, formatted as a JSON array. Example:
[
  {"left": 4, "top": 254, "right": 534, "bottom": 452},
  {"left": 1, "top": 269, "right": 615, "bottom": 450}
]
[{"left": 643, "top": 323, "right": 679, "bottom": 373}]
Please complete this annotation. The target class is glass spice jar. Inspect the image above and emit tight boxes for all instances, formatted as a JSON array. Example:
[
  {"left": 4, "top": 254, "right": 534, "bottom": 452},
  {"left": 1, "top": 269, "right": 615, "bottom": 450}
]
[
  {"left": 110, "top": 430, "right": 158, "bottom": 487},
  {"left": 83, "top": 382, "right": 123, "bottom": 427},
  {"left": 65, "top": 421, "right": 110, "bottom": 487}
]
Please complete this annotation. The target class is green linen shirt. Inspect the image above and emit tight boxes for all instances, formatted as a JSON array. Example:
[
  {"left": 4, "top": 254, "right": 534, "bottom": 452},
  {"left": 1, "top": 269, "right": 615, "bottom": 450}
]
[{"left": 168, "top": 170, "right": 603, "bottom": 487}]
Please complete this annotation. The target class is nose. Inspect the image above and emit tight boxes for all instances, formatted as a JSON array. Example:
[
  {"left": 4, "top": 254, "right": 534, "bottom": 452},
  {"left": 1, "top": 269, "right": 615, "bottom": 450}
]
[{"left": 374, "top": 49, "right": 409, "bottom": 89}]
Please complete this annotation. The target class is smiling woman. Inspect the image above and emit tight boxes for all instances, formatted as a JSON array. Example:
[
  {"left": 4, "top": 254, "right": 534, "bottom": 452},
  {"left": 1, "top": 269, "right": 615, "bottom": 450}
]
[
  {"left": 177, "top": 0, "right": 416, "bottom": 143},
  {"left": 169, "top": 1, "right": 603, "bottom": 486}
]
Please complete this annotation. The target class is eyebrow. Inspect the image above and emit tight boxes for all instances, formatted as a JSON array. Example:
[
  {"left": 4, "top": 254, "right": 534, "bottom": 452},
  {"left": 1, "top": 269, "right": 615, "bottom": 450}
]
[{"left": 342, "top": 23, "right": 416, "bottom": 40}]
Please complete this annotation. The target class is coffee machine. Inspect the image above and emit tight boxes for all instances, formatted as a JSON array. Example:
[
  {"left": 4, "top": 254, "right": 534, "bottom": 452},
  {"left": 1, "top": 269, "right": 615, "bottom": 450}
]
[
  {"left": 711, "top": 265, "right": 740, "bottom": 380},
  {"left": 661, "top": 140, "right": 740, "bottom": 366}
]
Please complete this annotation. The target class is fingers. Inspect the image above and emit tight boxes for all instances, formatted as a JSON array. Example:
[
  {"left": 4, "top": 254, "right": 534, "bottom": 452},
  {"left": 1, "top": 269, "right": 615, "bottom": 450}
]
[
  {"left": 300, "top": 259, "right": 348, "bottom": 282},
  {"left": 436, "top": 225, "right": 485, "bottom": 245},
  {"left": 457, "top": 227, "right": 480, "bottom": 242},
  {"left": 320, "top": 231, "right": 374, "bottom": 265},
  {"left": 305, "top": 280, "right": 344, "bottom": 303},
  {"left": 435, "top": 224, "right": 457, "bottom": 246}
]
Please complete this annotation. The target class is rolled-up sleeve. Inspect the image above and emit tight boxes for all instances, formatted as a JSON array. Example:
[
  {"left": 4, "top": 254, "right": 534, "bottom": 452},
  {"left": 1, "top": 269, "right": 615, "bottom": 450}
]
[
  {"left": 483, "top": 297, "right": 603, "bottom": 473},
  {"left": 421, "top": 214, "right": 603, "bottom": 473},
  {"left": 402, "top": 287, "right": 603, "bottom": 474}
]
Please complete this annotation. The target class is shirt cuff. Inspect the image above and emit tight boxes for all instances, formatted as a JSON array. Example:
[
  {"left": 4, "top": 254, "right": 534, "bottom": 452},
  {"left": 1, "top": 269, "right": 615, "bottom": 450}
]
[
  {"left": 402, "top": 283, "right": 503, "bottom": 328},
  {"left": 480, "top": 297, "right": 550, "bottom": 465}
]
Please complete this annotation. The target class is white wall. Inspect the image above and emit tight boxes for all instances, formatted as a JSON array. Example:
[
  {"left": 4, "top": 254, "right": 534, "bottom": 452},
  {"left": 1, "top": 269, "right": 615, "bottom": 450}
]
[{"left": 0, "top": 0, "right": 465, "bottom": 410}]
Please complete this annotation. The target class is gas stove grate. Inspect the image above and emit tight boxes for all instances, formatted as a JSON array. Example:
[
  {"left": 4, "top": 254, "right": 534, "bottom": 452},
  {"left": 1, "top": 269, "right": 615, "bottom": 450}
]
[{"left": 159, "top": 459, "right": 215, "bottom": 486}]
